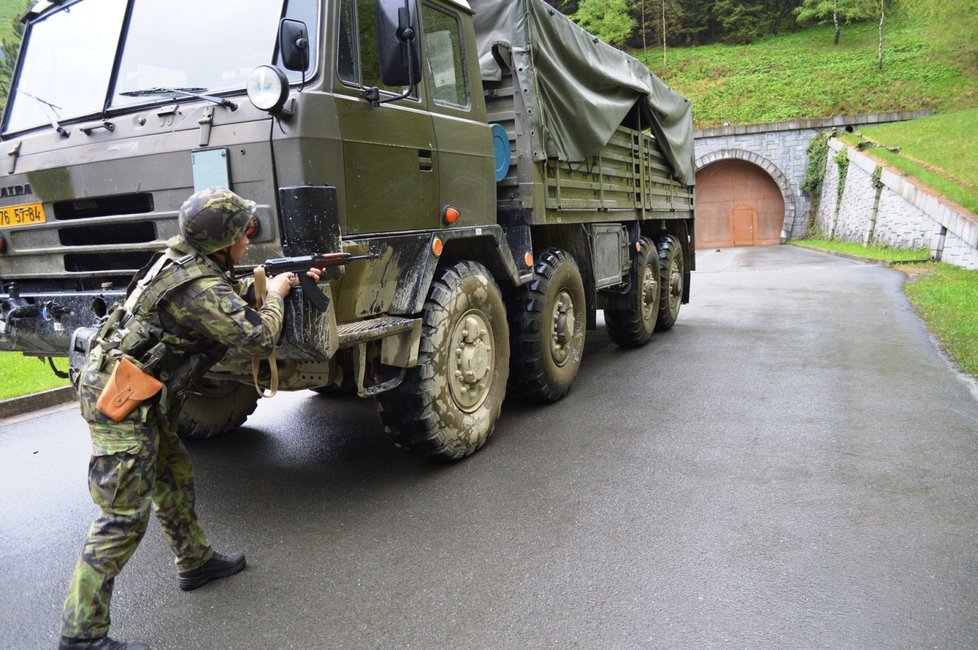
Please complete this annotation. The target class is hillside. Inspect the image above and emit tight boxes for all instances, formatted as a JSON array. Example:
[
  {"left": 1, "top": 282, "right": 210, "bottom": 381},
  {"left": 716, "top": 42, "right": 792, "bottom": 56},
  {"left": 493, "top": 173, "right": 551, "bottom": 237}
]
[
  {"left": 839, "top": 108, "right": 978, "bottom": 215},
  {"left": 637, "top": 17, "right": 978, "bottom": 129}
]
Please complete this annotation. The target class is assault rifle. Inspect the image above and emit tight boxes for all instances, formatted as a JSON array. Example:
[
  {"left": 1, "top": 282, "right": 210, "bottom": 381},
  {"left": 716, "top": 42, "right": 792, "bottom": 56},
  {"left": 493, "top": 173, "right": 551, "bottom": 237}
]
[{"left": 261, "top": 251, "right": 377, "bottom": 311}]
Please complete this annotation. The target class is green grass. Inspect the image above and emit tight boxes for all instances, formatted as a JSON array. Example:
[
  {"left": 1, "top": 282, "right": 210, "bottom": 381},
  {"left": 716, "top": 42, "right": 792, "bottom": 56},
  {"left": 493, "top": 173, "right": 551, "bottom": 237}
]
[
  {"left": 641, "top": 19, "right": 978, "bottom": 129},
  {"left": 792, "top": 239, "right": 931, "bottom": 262},
  {"left": 0, "top": 350, "right": 70, "bottom": 400},
  {"left": 902, "top": 264, "right": 978, "bottom": 380},
  {"left": 838, "top": 108, "right": 978, "bottom": 214},
  {"left": 0, "top": 0, "right": 25, "bottom": 36}
]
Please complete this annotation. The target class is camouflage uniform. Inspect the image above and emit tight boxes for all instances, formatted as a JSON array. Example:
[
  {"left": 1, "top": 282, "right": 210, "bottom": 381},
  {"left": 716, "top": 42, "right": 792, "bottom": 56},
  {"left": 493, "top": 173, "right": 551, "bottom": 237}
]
[{"left": 61, "top": 189, "right": 283, "bottom": 640}]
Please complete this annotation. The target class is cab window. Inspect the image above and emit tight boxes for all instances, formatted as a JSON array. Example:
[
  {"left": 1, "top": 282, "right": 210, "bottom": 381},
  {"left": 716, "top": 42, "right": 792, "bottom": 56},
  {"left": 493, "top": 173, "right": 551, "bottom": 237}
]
[
  {"left": 337, "top": 0, "right": 415, "bottom": 97},
  {"left": 420, "top": 4, "right": 468, "bottom": 108}
]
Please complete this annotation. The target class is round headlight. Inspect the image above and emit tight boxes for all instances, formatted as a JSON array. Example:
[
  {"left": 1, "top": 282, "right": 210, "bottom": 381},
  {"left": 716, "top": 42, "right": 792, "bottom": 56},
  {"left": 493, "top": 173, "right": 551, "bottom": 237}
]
[{"left": 247, "top": 65, "right": 290, "bottom": 113}]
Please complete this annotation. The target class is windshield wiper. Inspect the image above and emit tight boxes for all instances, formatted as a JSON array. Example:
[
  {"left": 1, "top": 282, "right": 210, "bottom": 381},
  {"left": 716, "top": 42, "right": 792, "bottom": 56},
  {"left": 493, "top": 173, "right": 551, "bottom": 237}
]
[
  {"left": 20, "top": 91, "right": 70, "bottom": 138},
  {"left": 119, "top": 87, "right": 237, "bottom": 111}
]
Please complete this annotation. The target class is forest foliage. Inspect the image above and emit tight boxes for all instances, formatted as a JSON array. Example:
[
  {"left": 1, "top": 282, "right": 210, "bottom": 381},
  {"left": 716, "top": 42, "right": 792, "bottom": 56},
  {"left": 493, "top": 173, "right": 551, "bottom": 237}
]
[{"left": 550, "top": 0, "right": 978, "bottom": 60}]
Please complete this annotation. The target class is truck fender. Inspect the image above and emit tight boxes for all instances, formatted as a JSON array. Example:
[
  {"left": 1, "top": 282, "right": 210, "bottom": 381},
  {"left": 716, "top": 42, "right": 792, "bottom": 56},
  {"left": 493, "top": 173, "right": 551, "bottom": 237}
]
[{"left": 391, "top": 225, "right": 532, "bottom": 315}]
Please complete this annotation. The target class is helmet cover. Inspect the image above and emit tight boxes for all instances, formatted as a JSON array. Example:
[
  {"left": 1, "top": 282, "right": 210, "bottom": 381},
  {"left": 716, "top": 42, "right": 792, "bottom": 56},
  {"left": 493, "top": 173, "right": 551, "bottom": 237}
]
[{"left": 178, "top": 187, "right": 256, "bottom": 254}]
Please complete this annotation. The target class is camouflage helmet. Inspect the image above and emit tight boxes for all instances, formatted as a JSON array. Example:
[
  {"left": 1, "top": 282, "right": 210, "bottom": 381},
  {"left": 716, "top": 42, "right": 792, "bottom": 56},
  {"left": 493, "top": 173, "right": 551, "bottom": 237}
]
[{"left": 178, "top": 187, "right": 256, "bottom": 254}]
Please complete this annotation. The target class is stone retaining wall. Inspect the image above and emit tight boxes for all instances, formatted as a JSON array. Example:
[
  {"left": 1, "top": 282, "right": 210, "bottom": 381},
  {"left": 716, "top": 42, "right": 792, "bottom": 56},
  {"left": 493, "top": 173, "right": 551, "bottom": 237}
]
[{"left": 816, "top": 138, "right": 978, "bottom": 269}]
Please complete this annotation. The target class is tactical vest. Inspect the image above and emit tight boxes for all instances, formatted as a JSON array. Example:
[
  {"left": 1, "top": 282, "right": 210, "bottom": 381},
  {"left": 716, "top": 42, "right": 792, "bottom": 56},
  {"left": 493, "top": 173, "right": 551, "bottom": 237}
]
[{"left": 91, "top": 248, "right": 225, "bottom": 383}]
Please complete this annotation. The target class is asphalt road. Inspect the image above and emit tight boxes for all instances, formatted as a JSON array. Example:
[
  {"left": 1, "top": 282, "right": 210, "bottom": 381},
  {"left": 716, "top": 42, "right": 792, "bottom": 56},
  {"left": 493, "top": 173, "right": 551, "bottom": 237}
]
[{"left": 2, "top": 245, "right": 977, "bottom": 649}]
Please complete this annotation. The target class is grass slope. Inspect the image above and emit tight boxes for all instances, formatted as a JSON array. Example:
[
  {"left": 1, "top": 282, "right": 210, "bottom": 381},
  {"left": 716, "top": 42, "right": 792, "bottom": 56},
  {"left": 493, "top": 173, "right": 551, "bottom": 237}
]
[
  {"left": 839, "top": 108, "right": 978, "bottom": 215},
  {"left": 902, "top": 264, "right": 978, "bottom": 381},
  {"left": 641, "top": 19, "right": 978, "bottom": 129}
]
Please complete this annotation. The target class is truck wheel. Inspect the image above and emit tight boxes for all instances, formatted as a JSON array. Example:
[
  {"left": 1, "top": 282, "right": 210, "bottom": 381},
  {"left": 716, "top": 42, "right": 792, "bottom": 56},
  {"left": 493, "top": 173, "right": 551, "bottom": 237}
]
[
  {"left": 605, "top": 236, "right": 660, "bottom": 348},
  {"left": 656, "top": 235, "right": 684, "bottom": 332},
  {"left": 177, "top": 378, "right": 260, "bottom": 439},
  {"left": 508, "top": 248, "right": 586, "bottom": 402},
  {"left": 376, "top": 260, "right": 509, "bottom": 461}
]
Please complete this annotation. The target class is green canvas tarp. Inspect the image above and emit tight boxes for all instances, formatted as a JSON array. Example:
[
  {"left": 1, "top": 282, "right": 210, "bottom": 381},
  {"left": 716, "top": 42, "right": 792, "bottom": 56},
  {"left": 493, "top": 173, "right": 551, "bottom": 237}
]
[{"left": 470, "top": 0, "right": 696, "bottom": 186}]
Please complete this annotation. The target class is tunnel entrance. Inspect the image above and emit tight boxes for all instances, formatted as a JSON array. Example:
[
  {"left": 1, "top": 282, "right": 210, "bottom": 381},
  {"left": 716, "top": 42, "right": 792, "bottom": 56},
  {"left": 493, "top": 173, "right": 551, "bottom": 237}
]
[{"left": 695, "top": 159, "right": 785, "bottom": 249}]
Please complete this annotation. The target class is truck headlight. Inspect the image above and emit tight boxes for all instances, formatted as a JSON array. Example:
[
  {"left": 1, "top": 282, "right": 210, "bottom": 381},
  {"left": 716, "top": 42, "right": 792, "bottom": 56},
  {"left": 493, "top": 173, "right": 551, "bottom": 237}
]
[{"left": 247, "top": 66, "right": 290, "bottom": 113}]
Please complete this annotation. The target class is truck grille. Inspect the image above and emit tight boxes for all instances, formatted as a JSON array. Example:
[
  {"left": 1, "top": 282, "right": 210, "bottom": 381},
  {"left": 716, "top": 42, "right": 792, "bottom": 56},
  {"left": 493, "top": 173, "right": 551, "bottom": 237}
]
[
  {"left": 59, "top": 222, "right": 156, "bottom": 247},
  {"left": 64, "top": 251, "right": 156, "bottom": 273},
  {"left": 54, "top": 193, "right": 154, "bottom": 220},
  {"left": 53, "top": 192, "right": 158, "bottom": 272}
]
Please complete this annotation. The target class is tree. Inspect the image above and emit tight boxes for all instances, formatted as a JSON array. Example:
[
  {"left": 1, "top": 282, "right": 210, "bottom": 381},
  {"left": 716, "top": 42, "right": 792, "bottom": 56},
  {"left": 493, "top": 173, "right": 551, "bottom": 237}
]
[
  {"left": 713, "top": 0, "right": 766, "bottom": 44},
  {"left": 631, "top": 0, "right": 684, "bottom": 62},
  {"left": 875, "top": 0, "right": 884, "bottom": 70},
  {"left": 0, "top": 2, "right": 29, "bottom": 117},
  {"left": 794, "top": 0, "right": 875, "bottom": 45},
  {"left": 569, "top": 0, "right": 637, "bottom": 47},
  {"left": 761, "top": 0, "right": 804, "bottom": 35}
]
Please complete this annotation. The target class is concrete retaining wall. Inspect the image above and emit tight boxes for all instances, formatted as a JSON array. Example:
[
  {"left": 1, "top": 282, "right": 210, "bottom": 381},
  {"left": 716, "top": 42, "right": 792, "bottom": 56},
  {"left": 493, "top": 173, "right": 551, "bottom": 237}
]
[{"left": 816, "top": 138, "right": 978, "bottom": 269}]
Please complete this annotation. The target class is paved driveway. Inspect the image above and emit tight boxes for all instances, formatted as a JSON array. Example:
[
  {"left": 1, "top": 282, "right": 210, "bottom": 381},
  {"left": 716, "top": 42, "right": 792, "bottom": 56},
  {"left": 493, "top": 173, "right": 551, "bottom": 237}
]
[{"left": 2, "top": 245, "right": 977, "bottom": 649}]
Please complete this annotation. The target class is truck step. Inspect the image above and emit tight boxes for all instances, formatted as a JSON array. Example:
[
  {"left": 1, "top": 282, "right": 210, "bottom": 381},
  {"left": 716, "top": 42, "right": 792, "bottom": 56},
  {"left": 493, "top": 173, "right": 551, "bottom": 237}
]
[{"left": 337, "top": 316, "right": 417, "bottom": 348}]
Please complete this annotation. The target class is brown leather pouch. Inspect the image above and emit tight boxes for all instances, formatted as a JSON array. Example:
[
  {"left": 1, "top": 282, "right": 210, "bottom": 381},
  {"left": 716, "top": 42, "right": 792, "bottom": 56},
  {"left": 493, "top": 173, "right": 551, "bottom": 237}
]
[{"left": 96, "top": 356, "right": 164, "bottom": 422}]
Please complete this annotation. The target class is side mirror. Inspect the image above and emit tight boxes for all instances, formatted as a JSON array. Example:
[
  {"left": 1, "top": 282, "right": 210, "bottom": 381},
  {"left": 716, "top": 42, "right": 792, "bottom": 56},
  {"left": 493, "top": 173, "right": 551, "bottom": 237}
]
[
  {"left": 376, "top": 0, "right": 421, "bottom": 87},
  {"left": 279, "top": 19, "right": 310, "bottom": 72}
]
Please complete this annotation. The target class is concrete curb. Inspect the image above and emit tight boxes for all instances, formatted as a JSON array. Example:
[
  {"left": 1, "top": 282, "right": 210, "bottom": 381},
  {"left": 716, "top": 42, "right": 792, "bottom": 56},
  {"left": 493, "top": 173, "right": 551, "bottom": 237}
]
[{"left": 0, "top": 386, "right": 77, "bottom": 420}]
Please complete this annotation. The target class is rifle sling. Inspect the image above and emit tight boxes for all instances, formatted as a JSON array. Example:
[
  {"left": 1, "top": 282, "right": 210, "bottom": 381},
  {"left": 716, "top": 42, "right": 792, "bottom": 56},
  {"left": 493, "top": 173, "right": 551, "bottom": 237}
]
[{"left": 251, "top": 265, "right": 279, "bottom": 398}]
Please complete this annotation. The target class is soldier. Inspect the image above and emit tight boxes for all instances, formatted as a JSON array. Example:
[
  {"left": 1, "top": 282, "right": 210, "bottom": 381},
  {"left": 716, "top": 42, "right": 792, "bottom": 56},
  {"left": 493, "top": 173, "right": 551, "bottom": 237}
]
[{"left": 59, "top": 188, "right": 321, "bottom": 650}]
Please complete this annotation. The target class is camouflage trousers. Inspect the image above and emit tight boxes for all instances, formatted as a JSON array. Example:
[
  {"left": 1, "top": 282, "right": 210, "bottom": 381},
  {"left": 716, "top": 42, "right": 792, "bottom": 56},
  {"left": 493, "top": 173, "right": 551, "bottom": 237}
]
[{"left": 61, "top": 363, "right": 213, "bottom": 640}]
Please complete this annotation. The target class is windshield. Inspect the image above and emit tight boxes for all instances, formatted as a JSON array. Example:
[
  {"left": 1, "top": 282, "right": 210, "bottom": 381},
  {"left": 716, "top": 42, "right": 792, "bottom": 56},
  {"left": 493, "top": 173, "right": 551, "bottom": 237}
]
[
  {"left": 4, "top": 0, "right": 126, "bottom": 134},
  {"left": 4, "top": 0, "right": 319, "bottom": 135}
]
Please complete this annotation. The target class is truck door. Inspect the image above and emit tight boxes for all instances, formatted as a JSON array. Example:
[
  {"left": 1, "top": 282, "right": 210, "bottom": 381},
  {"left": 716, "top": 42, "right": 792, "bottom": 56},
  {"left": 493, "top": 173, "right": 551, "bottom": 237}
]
[
  {"left": 419, "top": 2, "right": 494, "bottom": 228},
  {"left": 335, "top": 0, "right": 438, "bottom": 235}
]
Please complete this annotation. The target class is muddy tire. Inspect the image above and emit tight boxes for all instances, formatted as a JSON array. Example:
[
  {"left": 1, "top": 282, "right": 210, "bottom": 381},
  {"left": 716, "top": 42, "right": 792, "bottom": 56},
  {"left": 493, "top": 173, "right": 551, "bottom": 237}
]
[
  {"left": 605, "top": 236, "right": 661, "bottom": 348},
  {"left": 655, "top": 235, "right": 685, "bottom": 332},
  {"left": 376, "top": 260, "right": 509, "bottom": 461},
  {"left": 177, "top": 378, "right": 260, "bottom": 439},
  {"left": 508, "top": 249, "right": 586, "bottom": 403}
]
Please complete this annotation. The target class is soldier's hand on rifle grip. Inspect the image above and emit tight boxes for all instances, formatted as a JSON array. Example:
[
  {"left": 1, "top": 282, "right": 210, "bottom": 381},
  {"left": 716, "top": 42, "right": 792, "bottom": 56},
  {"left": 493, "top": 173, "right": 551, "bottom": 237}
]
[{"left": 267, "top": 266, "right": 322, "bottom": 298}]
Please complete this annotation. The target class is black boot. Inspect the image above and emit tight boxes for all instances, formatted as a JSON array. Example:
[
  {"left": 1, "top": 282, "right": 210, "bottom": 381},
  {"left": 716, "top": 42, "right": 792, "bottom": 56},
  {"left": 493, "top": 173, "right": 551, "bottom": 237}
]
[
  {"left": 58, "top": 636, "right": 150, "bottom": 650},
  {"left": 177, "top": 551, "right": 246, "bottom": 591}
]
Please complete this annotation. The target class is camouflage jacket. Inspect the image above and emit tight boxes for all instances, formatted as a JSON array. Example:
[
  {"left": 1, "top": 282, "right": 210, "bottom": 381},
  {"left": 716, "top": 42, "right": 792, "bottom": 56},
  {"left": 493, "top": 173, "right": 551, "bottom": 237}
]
[{"left": 87, "top": 237, "right": 284, "bottom": 410}]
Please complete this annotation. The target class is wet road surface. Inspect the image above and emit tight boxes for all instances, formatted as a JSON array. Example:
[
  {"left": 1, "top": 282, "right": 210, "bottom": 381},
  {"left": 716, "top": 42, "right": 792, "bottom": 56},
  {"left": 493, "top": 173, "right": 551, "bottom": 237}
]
[{"left": 2, "top": 245, "right": 977, "bottom": 648}]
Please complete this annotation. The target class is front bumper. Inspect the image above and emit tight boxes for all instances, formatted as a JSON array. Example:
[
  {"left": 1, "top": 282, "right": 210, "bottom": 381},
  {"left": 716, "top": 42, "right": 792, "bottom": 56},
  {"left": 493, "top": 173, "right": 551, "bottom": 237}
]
[{"left": 0, "top": 287, "right": 120, "bottom": 356}]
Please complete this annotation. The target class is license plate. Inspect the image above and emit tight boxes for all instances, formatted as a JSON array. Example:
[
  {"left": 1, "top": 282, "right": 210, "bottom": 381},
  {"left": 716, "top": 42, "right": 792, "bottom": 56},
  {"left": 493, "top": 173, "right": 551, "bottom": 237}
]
[{"left": 0, "top": 202, "right": 46, "bottom": 228}]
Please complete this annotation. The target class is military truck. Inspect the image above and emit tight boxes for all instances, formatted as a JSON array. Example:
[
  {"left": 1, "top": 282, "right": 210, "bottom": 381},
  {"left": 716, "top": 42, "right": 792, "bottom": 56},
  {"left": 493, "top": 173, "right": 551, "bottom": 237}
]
[{"left": 0, "top": 0, "right": 695, "bottom": 460}]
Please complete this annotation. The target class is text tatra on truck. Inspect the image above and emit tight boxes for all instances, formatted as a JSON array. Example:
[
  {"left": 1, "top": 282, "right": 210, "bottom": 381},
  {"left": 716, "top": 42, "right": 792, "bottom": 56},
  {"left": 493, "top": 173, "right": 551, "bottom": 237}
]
[{"left": 0, "top": 0, "right": 695, "bottom": 459}]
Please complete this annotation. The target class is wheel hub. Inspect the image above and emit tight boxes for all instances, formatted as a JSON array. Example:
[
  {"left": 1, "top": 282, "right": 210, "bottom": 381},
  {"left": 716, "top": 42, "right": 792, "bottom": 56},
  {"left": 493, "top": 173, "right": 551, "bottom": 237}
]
[
  {"left": 669, "top": 265, "right": 682, "bottom": 308},
  {"left": 551, "top": 290, "right": 576, "bottom": 366},
  {"left": 450, "top": 313, "right": 494, "bottom": 412},
  {"left": 641, "top": 264, "right": 659, "bottom": 320}
]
